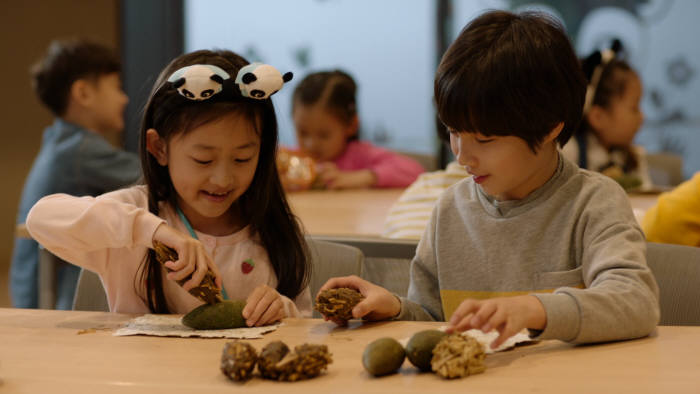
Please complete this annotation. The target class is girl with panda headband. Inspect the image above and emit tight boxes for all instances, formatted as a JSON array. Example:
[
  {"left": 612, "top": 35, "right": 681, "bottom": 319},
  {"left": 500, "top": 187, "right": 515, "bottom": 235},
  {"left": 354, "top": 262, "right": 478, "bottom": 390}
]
[
  {"left": 25, "top": 49, "right": 312, "bottom": 325},
  {"left": 561, "top": 40, "right": 652, "bottom": 190}
]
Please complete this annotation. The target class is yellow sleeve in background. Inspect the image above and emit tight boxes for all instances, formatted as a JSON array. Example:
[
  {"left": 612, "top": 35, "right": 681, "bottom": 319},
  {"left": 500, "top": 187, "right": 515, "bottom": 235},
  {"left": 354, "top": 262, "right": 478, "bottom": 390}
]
[{"left": 642, "top": 173, "right": 700, "bottom": 247}]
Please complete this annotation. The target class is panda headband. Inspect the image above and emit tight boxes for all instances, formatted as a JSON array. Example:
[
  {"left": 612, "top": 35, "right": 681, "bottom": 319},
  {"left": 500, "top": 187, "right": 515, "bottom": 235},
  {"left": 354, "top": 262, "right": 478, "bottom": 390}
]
[
  {"left": 166, "top": 63, "right": 293, "bottom": 101},
  {"left": 583, "top": 39, "right": 623, "bottom": 114}
]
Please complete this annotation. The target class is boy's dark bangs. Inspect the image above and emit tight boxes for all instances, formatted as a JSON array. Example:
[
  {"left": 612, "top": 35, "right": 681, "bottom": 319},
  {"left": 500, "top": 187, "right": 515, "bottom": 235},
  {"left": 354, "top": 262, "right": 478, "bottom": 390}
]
[{"left": 435, "top": 64, "right": 526, "bottom": 139}]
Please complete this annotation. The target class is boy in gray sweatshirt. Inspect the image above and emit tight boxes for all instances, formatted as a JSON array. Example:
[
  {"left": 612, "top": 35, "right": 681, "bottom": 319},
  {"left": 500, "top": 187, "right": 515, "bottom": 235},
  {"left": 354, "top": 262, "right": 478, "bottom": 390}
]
[{"left": 319, "top": 10, "right": 659, "bottom": 348}]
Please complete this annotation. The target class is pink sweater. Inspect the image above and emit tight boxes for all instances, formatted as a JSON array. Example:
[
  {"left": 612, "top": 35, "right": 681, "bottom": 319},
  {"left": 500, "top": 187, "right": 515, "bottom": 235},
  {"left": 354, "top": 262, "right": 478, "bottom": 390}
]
[
  {"left": 26, "top": 185, "right": 312, "bottom": 316},
  {"left": 334, "top": 141, "right": 424, "bottom": 188}
]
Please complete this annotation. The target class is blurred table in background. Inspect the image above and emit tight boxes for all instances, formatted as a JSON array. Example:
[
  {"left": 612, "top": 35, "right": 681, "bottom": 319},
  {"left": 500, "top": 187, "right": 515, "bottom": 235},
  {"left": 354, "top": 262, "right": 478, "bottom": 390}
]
[
  {"left": 287, "top": 189, "right": 662, "bottom": 237},
  {"left": 629, "top": 192, "right": 662, "bottom": 224},
  {"left": 287, "top": 188, "right": 404, "bottom": 236}
]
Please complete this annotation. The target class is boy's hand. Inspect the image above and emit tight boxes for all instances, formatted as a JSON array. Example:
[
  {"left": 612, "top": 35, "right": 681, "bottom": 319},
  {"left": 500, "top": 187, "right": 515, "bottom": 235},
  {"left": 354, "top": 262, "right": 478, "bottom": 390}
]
[
  {"left": 318, "top": 275, "right": 401, "bottom": 324},
  {"left": 243, "top": 285, "right": 284, "bottom": 327},
  {"left": 152, "top": 223, "right": 223, "bottom": 291},
  {"left": 446, "top": 295, "right": 546, "bottom": 349}
]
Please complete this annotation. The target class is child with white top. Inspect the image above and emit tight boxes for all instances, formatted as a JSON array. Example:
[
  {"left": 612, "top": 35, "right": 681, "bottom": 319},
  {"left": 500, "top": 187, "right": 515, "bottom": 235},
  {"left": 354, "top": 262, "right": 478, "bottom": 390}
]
[
  {"left": 561, "top": 41, "right": 652, "bottom": 190},
  {"left": 27, "top": 50, "right": 312, "bottom": 325}
]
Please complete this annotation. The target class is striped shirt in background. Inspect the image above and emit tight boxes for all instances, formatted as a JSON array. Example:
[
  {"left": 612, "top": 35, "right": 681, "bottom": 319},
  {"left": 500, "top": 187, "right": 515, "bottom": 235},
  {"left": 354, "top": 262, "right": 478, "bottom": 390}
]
[{"left": 382, "top": 162, "right": 468, "bottom": 239}]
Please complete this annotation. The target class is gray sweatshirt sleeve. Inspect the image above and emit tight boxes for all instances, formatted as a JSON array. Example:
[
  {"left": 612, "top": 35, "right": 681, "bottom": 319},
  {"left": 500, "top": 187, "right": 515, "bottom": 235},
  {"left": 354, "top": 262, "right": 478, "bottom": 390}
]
[
  {"left": 533, "top": 181, "right": 660, "bottom": 343},
  {"left": 395, "top": 207, "right": 444, "bottom": 321}
]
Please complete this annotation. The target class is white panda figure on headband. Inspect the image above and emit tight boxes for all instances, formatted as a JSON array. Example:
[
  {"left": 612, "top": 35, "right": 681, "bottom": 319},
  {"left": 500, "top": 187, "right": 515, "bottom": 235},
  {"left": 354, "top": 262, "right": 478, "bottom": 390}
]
[
  {"left": 167, "top": 64, "right": 230, "bottom": 100},
  {"left": 235, "top": 62, "right": 293, "bottom": 99}
]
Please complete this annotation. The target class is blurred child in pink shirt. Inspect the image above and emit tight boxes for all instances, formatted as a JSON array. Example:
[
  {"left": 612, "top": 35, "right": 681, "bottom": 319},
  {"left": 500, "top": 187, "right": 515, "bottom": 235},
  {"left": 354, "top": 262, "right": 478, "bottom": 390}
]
[{"left": 291, "top": 70, "right": 424, "bottom": 189}]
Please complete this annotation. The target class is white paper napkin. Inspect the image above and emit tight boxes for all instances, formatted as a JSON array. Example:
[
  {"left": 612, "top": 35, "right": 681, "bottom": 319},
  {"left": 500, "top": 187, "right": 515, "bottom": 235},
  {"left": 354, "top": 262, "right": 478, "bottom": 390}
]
[
  {"left": 113, "top": 314, "right": 280, "bottom": 338},
  {"left": 399, "top": 326, "right": 534, "bottom": 354}
]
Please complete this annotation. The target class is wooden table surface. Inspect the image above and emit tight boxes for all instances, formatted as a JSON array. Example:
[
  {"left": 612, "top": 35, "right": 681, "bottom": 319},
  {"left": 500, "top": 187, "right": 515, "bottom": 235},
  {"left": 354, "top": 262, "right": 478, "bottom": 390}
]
[
  {"left": 287, "top": 188, "right": 661, "bottom": 237},
  {"left": 1, "top": 308, "right": 698, "bottom": 394},
  {"left": 287, "top": 188, "right": 405, "bottom": 236}
]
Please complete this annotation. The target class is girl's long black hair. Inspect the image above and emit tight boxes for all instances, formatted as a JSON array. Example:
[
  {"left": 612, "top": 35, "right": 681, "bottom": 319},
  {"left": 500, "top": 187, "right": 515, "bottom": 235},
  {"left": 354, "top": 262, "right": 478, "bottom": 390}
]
[{"left": 135, "top": 49, "right": 310, "bottom": 313}]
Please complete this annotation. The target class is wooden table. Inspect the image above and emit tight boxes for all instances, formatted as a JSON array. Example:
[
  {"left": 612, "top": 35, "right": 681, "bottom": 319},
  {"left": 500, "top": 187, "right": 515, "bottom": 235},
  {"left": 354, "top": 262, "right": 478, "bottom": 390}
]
[
  {"left": 629, "top": 192, "right": 662, "bottom": 211},
  {"left": 1, "top": 308, "right": 698, "bottom": 393},
  {"left": 287, "top": 188, "right": 404, "bottom": 236},
  {"left": 629, "top": 193, "right": 662, "bottom": 225},
  {"left": 287, "top": 189, "right": 661, "bottom": 237}
]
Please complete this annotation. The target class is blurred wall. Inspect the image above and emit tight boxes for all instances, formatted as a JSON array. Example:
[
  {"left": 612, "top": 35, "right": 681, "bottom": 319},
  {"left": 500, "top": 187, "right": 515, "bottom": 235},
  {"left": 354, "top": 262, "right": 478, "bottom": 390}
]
[{"left": 0, "top": 0, "right": 120, "bottom": 307}]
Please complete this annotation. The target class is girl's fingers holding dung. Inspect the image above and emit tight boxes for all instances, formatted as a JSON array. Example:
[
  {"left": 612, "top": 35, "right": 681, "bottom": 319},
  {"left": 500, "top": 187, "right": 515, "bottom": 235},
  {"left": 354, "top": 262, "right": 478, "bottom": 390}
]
[
  {"left": 182, "top": 246, "right": 209, "bottom": 290},
  {"left": 242, "top": 285, "right": 265, "bottom": 319},
  {"left": 256, "top": 297, "right": 284, "bottom": 326},
  {"left": 243, "top": 285, "right": 279, "bottom": 326},
  {"left": 167, "top": 260, "right": 195, "bottom": 283},
  {"left": 211, "top": 266, "right": 223, "bottom": 289},
  {"left": 249, "top": 288, "right": 281, "bottom": 326}
]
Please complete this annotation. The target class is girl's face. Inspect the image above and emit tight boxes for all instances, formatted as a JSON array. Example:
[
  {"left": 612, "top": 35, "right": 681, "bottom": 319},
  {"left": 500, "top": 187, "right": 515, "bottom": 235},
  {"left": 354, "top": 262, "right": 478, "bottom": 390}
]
[
  {"left": 590, "top": 73, "right": 644, "bottom": 148},
  {"left": 449, "top": 124, "right": 562, "bottom": 201},
  {"left": 293, "top": 102, "right": 355, "bottom": 162},
  {"left": 148, "top": 112, "right": 261, "bottom": 233}
]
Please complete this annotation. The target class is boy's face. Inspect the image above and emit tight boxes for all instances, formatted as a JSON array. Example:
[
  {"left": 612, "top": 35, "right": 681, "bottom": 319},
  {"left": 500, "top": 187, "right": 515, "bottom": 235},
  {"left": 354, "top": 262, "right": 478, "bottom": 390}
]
[
  {"left": 449, "top": 127, "right": 560, "bottom": 201},
  {"left": 85, "top": 72, "right": 128, "bottom": 134},
  {"left": 148, "top": 112, "right": 261, "bottom": 231},
  {"left": 293, "top": 102, "right": 355, "bottom": 162}
]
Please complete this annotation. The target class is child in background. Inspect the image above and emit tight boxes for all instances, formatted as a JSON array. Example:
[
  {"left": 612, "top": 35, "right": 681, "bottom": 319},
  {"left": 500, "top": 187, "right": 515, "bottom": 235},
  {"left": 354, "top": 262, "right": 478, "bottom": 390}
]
[
  {"left": 10, "top": 38, "right": 140, "bottom": 310},
  {"left": 291, "top": 70, "right": 424, "bottom": 189},
  {"left": 383, "top": 161, "right": 468, "bottom": 239},
  {"left": 642, "top": 172, "right": 700, "bottom": 246},
  {"left": 27, "top": 49, "right": 312, "bottom": 324},
  {"left": 561, "top": 41, "right": 652, "bottom": 190},
  {"left": 321, "top": 10, "right": 658, "bottom": 348}
]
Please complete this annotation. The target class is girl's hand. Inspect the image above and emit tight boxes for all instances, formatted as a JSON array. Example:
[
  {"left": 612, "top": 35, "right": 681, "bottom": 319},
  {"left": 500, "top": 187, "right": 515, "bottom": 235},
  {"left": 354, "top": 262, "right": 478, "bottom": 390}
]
[
  {"left": 318, "top": 275, "right": 401, "bottom": 325},
  {"left": 328, "top": 170, "right": 377, "bottom": 189},
  {"left": 316, "top": 162, "right": 376, "bottom": 190},
  {"left": 242, "top": 285, "right": 285, "bottom": 327},
  {"left": 152, "top": 223, "right": 223, "bottom": 291},
  {"left": 315, "top": 162, "right": 341, "bottom": 186},
  {"left": 445, "top": 295, "right": 546, "bottom": 349}
]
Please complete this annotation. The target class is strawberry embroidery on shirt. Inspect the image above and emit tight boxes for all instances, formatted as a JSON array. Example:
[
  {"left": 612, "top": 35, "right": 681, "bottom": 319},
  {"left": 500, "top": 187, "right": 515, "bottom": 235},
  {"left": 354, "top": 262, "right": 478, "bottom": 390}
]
[{"left": 241, "top": 258, "right": 255, "bottom": 274}]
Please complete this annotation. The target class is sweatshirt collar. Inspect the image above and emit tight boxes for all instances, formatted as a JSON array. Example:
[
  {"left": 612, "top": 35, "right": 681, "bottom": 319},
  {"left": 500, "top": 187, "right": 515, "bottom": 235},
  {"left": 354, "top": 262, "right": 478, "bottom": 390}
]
[{"left": 475, "top": 152, "right": 571, "bottom": 218}]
